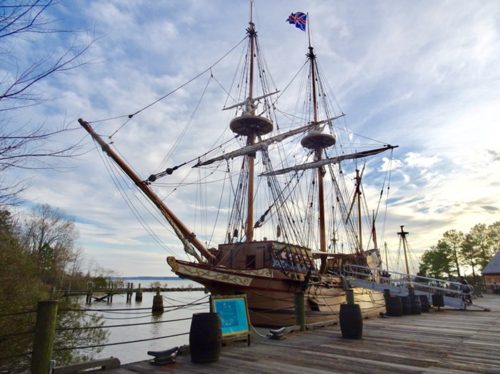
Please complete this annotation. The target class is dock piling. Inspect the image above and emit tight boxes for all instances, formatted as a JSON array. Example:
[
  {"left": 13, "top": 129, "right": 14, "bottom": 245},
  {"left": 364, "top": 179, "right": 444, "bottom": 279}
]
[
  {"left": 31, "top": 300, "right": 58, "bottom": 374},
  {"left": 86, "top": 284, "right": 93, "bottom": 305},
  {"left": 294, "top": 291, "right": 305, "bottom": 331},
  {"left": 135, "top": 283, "right": 143, "bottom": 302},
  {"left": 126, "top": 283, "right": 133, "bottom": 303},
  {"left": 152, "top": 287, "right": 164, "bottom": 314}
]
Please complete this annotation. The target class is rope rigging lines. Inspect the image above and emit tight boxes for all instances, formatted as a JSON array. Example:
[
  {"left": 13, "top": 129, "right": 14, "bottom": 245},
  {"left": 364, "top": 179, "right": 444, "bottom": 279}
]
[
  {"left": 88, "top": 35, "right": 248, "bottom": 129},
  {"left": 53, "top": 332, "right": 190, "bottom": 352},
  {"left": 53, "top": 295, "right": 209, "bottom": 351},
  {"left": 0, "top": 293, "right": 211, "bottom": 363},
  {"left": 78, "top": 17, "right": 398, "bottom": 261}
]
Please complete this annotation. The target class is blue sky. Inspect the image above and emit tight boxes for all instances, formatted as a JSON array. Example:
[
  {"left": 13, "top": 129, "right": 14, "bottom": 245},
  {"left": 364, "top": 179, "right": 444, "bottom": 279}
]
[{"left": 5, "top": 0, "right": 500, "bottom": 276}]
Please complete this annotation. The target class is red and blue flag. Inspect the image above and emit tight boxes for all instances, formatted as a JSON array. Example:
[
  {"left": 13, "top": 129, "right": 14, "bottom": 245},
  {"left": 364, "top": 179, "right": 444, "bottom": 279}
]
[{"left": 286, "top": 12, "right": 307, "bottom": 31}]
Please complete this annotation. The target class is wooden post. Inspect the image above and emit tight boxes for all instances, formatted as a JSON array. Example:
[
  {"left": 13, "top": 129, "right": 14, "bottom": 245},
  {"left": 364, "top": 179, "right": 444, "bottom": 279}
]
[
  {"left": 86, "top": 282, "right": 93, "bottom": 305},
  {"left": 107, "top": 282, "right": 113, "bottom": 304},
  {"left": 294, "top": 291, "right": 305, "bottom": 331},
  {"left": 126, "top": 283, "right": 133, "bottom": 303},
  {"left": 135, "top": 283, "right": 143, "bottom": 302},
  {"left": 152, "top": 287, "right": 164, "bottom": 314},
  {"left": 31, "top": 300, "right": 58, "bottom": 374},
  {"left": 346, "top": 289, "right": 355, "bottom": 305}
]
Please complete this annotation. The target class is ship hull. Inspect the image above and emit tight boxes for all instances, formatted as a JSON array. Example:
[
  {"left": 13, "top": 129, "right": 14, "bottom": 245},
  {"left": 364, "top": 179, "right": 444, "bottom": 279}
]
[{"left": 167, "top": 257, "right": 385, "bottom": 327}]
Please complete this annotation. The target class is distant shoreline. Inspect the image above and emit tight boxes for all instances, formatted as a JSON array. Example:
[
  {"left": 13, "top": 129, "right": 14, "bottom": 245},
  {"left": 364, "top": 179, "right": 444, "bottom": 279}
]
[{"left": 112, "top": 276, "right": 181, "bottom": 281}]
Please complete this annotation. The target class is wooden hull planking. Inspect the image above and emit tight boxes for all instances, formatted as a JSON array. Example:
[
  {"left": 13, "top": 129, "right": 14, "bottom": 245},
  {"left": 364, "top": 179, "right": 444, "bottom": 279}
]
[{"left": 167, "top": 257, "right": 385, "bottom": 327}]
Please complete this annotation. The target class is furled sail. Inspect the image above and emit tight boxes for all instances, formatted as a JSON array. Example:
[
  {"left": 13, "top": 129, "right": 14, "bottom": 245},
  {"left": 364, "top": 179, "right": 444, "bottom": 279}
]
[{"left": 260, "top": 145, "right": 398, "bottom": 176}]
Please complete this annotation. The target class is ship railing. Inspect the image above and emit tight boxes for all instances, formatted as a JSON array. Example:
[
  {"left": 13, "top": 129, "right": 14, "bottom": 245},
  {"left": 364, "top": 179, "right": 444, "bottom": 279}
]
[{"left": 343, "top": 264, "right": 472, "bottom": 302}]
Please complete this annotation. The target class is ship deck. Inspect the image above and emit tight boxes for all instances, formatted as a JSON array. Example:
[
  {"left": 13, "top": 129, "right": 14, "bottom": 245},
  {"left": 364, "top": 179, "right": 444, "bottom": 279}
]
[{"left": 104, "top": 295, "right": 500, "bottom": 373}]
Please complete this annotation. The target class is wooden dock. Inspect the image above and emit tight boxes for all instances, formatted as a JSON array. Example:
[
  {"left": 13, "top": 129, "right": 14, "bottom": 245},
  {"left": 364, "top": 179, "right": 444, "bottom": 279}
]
[{"left": 105, "top": 295, "right": 500, "bottom": 373}]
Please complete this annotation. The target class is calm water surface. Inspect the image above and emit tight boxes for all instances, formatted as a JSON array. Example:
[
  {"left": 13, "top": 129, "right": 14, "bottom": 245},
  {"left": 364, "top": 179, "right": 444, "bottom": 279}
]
[{"left": 81, "top": 279, "right": 209, "bottom": 365}]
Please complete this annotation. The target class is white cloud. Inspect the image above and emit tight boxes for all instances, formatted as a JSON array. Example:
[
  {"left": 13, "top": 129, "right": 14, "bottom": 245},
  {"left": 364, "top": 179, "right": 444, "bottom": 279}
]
[{"left": 404, "top": 153, "right": 440, "bottom": 169}]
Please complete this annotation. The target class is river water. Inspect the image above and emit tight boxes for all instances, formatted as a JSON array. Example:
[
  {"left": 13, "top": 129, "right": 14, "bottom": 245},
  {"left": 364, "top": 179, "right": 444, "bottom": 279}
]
[{"left": 80, "top": 278, "right": 209, "bottom": 365}]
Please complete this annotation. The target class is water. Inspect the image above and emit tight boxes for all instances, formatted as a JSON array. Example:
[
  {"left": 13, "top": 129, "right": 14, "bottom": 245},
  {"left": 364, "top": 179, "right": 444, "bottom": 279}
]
[{"left": 81, "top": 278, "right": 209, "bottom": 365}]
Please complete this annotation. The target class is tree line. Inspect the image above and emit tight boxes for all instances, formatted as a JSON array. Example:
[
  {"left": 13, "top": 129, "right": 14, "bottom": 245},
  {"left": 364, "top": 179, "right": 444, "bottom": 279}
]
[
  {"left": 0, "top": 205, "right": 107, "bottom": 372},
  {"left": 418, "top": 222, "right": 500, "bottom": 280},
  {"left": 0, "top": 3, "right": 107, "bottom": 371}
]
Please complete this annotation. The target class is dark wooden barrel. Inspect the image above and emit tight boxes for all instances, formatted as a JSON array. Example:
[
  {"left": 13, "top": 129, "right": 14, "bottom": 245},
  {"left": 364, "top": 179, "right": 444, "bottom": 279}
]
[
  {"left": 410, "top": 296, "right": 422, "bottom": 314},
  {"left": 401, "top": 296, "right": 412, "bottom": 315},
  {"left": 339, "top": 303, "right": 363, "bottom": 339},
  {"left": 432, "top": 294, "right": 444, "bottom": 308},
  {"left": 189, "top": 312, "right": 221, "bottom": 363},
  {"left": 385, "top": 296, "right": 403, "bottom": 316},
  {"left": 419, "top": 295, "right": 430, "bottom": 312}
]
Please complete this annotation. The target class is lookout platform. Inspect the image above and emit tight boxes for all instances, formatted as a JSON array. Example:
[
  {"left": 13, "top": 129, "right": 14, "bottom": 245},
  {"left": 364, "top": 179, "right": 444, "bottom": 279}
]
[{"left": 104, "top": 295, "right": 499, "bottom": 373}]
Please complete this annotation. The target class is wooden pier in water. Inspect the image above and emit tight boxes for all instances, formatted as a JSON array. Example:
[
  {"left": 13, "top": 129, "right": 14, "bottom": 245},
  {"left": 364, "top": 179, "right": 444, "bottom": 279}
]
[
  {"left": 65, "top": 285, "right": 205, "bottom": 305},
  {"left": 102, "top": 295, "right": 499, "bottom": 373}
]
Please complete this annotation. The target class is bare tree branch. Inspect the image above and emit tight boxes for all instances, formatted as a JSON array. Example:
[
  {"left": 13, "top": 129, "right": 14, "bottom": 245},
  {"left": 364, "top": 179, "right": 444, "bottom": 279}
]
[
  {"left": 0, "top": 0, "right": 53, "bottom": 38},
  {"left": 0, "top": 1, "right": 92, "bottom": 205},
  {"left": 1, "top": 42, "right": 93, "bottom": 102}
]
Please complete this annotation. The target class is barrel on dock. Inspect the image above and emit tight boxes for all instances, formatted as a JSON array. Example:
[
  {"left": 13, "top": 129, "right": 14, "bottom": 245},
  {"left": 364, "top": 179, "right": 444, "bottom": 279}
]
[
  {"left": 410, "top": 296, "right": 422, "bottom": 314},
  {"left": 419, "top": 295, "right": 430, "bottom": 312},
  {"left": 339, "top": 303, "right": 363, "bottom": 339},
  {"left": 401, "top": 296, "right": 412, "bottom": 315},
  {"left": 189, "top": 312, "right": 221, "bottom": 363},
  {"left": 432, "top": 294, "right": 444, "bottom": 308},
  {"left": 385, "top": 296, "right": 403, "bottom": 316}
]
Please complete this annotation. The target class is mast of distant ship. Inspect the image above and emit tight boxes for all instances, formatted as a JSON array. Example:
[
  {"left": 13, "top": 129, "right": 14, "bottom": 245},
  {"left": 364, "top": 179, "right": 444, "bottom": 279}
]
[
  {"left": 356, "top": 168, "right": 363, "bottom": 252},
  {"left": 398, "top": 225, "right": 412, "bottom": 287}
]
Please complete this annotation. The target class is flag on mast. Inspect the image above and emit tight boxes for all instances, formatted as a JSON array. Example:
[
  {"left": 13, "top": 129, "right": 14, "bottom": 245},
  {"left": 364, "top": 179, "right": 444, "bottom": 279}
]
[{"left": 286, "top": 12, "right": 307, "bottom": 31}]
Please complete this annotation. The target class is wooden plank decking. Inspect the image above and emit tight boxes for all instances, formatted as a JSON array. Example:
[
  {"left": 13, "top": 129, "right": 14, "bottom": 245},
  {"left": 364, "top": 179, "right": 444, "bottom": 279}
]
[{"left": 105, "top": 295, "right": 500, "bottom": 373}]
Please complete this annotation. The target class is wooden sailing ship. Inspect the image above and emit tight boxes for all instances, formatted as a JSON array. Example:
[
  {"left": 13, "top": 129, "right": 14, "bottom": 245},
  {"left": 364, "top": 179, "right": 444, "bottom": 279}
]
[{"left": 79, "top": 8, "right": 397, "bottom": 327}]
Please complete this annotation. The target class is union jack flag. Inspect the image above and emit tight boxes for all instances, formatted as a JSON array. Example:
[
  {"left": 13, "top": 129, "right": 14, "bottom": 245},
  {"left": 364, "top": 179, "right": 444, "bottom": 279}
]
[{"left": 286, "top": 12, "right": 307, "bottom": 31}]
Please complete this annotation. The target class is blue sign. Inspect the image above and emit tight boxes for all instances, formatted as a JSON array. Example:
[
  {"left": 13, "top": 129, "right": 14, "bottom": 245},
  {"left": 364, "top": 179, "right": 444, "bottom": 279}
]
[{"left": 212, "top": 296, "right": 249, "bottom": 337}]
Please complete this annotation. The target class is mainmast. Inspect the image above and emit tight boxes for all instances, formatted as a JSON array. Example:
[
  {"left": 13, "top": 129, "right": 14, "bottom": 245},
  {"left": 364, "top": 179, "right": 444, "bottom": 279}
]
[
  {"left": 300, "top": 24, "right": 336, "bottom": 271},
  {"left": 246, "top": 17, "right": 256, "bottom": 243},
  {"left": 227, "top": 5, "right": 273, "bottom": 243}
]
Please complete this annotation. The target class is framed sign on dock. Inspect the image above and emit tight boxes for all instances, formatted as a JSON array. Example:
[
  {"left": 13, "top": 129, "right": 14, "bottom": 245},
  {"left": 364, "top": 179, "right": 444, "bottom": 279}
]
[{"left": 211, "top": 295, "right": 250, "bottom": 345}]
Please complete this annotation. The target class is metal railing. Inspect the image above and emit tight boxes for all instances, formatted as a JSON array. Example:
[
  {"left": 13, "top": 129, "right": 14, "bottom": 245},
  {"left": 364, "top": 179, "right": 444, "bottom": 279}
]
[{"left": 343, "top": 264, "right": 473, "bottom": 306}]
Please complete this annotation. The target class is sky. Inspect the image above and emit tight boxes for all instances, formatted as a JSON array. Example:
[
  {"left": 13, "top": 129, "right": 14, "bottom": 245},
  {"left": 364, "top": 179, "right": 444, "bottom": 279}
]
[{"left": 4, "top": 0, "right": 500, "bottom": 276}]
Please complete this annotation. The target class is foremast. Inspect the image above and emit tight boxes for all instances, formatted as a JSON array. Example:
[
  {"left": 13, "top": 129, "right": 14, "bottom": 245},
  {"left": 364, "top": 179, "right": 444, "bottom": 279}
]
[{"left": 78, "top": 118, "right": 215, "bottom": 263}]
